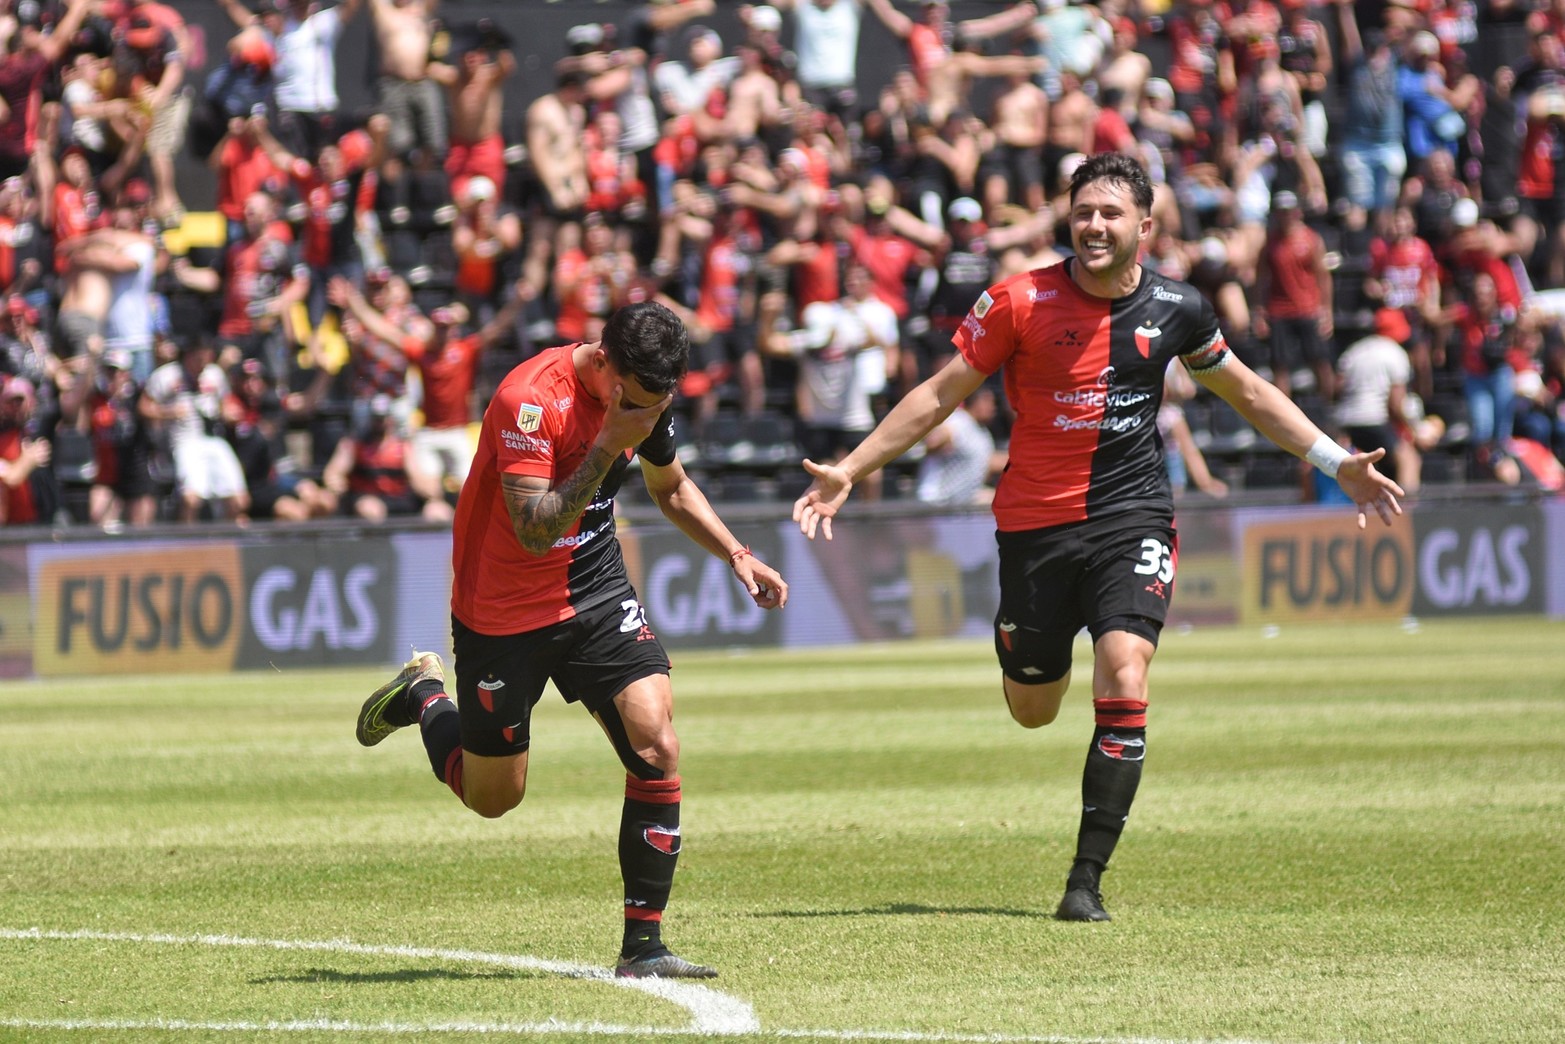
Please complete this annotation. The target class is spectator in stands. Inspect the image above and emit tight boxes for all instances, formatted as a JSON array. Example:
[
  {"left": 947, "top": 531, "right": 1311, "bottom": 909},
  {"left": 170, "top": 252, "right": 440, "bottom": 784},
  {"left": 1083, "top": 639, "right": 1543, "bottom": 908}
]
[
  {"left": 431, "top": 21, "right": 514, "bottom": 201},
  {"left": 654, "top": 25, "right": 740, "bottom": 143},
  {"left": 0, "top": 0, "right": 94, "bottom": 181},
  {"left": 915, "top": 384, "right": 999, "bottom": 505},
  {"left": 140, "top": 338, "right": 250, "bottom": 524},
  {"left": 321, "top": 391, "right": 451, "bottom": 522},
  {"left": 1450, "top": 271, "right": 1519, "bottom": 464},
  {"left": 0, "top": 374, "right": 52, "bottom": 525},
  {"left": 222, "top": 357, "right": 335, "bottom": 521},
  {"left": 1367, "top": 206, "right": 1442, "bottom": 399},
  {"left": 1256, "top": 190, "right": 1334, "bottom": 400},
  {"left": 451, "top": 175, "right": 522, "bottom": 315},
  {"left": 1398, "top": 30, "right": 1479, "bottom": 168},
  {"left": 173, "top": 190, "right": 310, "bottom": 381},
  {"left": 773, "top": 0, "right": 862, "bottom": 118},
  {"left": 0, "top": 176, "right": 45, "bottom": 302},
  {"left": 370, "top": 0, "right": 445, "bottom": 160},
  {"left": 209, "top": 116, "right": 284, "bottom": 245},
  {"left": 1159, "top": 361, "right": 1229, "bottom": 499},
  {"left": 271, "top": 0, "right": 364, "bottom": 158},
  {"left": 80, "top": 348, "right": 158, "bottom": 528},
  {"left": 765, "top": 260, "right": 896, "bottom": 500},
  {"left": 209, "top": 0, "right": 285, "bottom": 122},
  {"left": 1334, "top": 0, "right": 1405, "bottom": 217},
  {"left": 1336, "top": 308, "right": 1418, "bottom": 491},
  {"left": 252, "top": 112, "right": 390, "bottom": 320},
  {"left": 119, "top": 2, "right": 191, "bottom": 226},
  {"left": 0, "top": 293, "right": 49, "bottom": 385},
  {"left": 522, "top": 70, "right": 589, "bottom": 291}
]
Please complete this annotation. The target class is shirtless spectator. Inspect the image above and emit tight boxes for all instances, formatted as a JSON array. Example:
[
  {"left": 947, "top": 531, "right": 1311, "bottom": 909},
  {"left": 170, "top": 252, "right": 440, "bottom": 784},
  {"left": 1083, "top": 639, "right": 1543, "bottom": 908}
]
[
  {"left": 75, "top": 210, "right": 159, "bottom": 382},
  {"left": 982, "top": 66, "right": 1048, "bottom": 213},
  {"left": 119, "top": 5, "right": 190, "bottom": 225},
  {"left": 1099, "top": 17, "right": 1152, "bottom": 120},
  {"left": 862, "top": 0, "right": 1037, "bottom": 123},
  {"left": 725, "top": 44, "right": 785, "bottom": 143},
  {"left": 371, "top": 0, "right": 445, "bottom": 160},
  {"left": 1043, "top": 71, "right": 1097, "bottom": 198},
  {"left": 522, "top": 71, "right": 589, "bottom": 291},
  {"left": 430, "top": 22, "right": 515, "bottom": 200}
]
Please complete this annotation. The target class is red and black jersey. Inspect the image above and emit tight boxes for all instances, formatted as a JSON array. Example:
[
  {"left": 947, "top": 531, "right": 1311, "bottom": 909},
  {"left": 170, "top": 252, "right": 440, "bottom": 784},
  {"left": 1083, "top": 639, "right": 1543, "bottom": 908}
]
[
  {"left": 451, "top": 344, "right": 677, "bottom": 636},
  {"left": 953, "top": 261, "right": 1230, "bottom": 533}
]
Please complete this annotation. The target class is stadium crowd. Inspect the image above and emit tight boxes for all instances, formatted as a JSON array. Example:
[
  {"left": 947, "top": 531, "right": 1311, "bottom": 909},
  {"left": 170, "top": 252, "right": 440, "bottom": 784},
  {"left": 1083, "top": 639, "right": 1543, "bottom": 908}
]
[{"left": 2, "top": 0, "right": 1564, "bottom": 527}]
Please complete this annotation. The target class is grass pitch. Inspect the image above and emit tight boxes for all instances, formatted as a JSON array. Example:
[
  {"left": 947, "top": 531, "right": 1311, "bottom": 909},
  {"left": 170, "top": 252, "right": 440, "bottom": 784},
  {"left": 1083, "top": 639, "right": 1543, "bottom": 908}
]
[{"left": 1, "top": 618, "right": 1562, "bottom": 1043}]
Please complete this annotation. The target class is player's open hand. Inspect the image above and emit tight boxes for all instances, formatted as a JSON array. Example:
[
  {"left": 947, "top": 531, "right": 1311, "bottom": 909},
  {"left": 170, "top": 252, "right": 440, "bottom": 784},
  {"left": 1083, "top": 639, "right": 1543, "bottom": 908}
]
[
  {"left": 792, "top": 458, "right": 853, "bottom": 541},
  {"left": 596, "top": 384, "right": 673, "bottom": 455},
  {"left": 735, "top": 554, "right": 788, "bottom": 610},
  {"left": 1335, "top": 447, "right": 1405, "bottom": 529}
]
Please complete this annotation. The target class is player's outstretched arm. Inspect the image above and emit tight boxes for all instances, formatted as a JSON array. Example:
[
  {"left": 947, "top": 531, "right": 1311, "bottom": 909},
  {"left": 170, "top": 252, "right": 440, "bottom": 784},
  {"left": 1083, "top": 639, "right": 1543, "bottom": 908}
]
[
  {"left": 642, "top": 458, "right": 788, "bottom": 609},
  {"left": 1194, "top": 355, "right": 1404, "bottom": 528},
  {"left": 793, "top": 355, "right": 988, "bottom": 540}
]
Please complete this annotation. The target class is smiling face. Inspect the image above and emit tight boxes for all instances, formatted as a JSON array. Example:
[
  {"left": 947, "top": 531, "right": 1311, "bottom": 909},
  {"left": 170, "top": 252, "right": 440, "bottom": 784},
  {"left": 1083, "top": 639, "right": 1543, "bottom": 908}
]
[{"left": 1069, "top": 178, "right": 1152, "bottom": 293}]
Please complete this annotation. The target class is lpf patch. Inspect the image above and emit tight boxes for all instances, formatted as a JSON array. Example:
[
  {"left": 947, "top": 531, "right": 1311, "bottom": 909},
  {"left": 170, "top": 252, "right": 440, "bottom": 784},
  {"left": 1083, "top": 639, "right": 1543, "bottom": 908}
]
[
  {"left": 516, "top": 403, "right": 543, "bottom": 433},
  {"left": 972, "top": 290, "right": 994, "bottom": 318},
  {"left": 643, "top": 825, "right": 682, "bottom": 855}
]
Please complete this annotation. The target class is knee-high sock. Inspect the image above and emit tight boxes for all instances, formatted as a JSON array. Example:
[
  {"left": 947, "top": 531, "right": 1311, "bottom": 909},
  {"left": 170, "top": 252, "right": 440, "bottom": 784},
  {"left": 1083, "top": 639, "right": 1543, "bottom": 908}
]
[
  {"left": 1074, "top": 697, "right": 1147, "bottom": 869},
  {"left": 415, "top": 683, "right": 464, "bottom": 802},
  {"left": 619, "top": 775, "right": 681, "bottom": 959}
]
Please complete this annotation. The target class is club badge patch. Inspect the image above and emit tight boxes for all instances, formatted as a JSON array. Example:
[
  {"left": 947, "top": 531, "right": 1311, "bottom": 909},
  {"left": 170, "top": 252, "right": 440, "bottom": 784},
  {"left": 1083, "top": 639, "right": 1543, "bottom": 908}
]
[
  {"left": 516, "top": 404, "right": 543, "bottom": 433},
  {"left": 973, "top": 291, "right": 994, "bottom": 319}
]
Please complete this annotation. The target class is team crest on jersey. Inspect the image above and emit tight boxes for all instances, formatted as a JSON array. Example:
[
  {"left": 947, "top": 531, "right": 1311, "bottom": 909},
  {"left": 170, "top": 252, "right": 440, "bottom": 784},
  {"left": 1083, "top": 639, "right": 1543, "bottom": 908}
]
[
  {"left": 972, "top": 291, "right": 994, "bottom": 318},
  {"left": 1134, "top": 324, "right": 1162, "bottom": 359},
  {"left": 516, "top": 403, "right": 543, "bottom": 433}
]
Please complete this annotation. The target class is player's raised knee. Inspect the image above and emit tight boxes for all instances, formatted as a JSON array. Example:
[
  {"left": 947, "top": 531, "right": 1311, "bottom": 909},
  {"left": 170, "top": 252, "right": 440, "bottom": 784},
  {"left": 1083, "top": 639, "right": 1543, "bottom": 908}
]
[{"left": 466, "top": 786, "right": 525, "bottom": 820}]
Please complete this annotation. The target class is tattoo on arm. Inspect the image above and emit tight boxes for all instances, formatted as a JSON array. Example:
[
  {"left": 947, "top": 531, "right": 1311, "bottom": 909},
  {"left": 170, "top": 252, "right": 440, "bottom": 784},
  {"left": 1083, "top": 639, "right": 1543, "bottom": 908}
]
[{"left": 501, "top": 445, "right": 619, "bottom": 555}]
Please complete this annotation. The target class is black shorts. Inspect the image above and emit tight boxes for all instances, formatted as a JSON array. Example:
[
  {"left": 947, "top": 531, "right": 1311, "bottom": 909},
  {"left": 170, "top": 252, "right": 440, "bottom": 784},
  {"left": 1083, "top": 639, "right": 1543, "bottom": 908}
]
[
  {"left": 451, "top": 588, "right": 671, "bottom": 758},
  {"left": 1268, "top": 315, "right": 1332, "bottom": 372},
  {"left": 993, "top": 508, "right": 1178, "bottom": 684}
]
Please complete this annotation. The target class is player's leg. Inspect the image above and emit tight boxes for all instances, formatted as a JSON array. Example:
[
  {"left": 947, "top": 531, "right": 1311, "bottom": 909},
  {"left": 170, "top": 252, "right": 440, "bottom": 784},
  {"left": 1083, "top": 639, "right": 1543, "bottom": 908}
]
[
  {"left": 993, "top": 526, "right": 1085, "bottom": 728},
  {"left": 1056, "top": 517, "right": 1175, "bottom": 922},
  {"left": 355, "top": 619, "right": 550, "bottom": 818},
  {"left": 562, "top": 594, "right": 715, "bottom": 979}
]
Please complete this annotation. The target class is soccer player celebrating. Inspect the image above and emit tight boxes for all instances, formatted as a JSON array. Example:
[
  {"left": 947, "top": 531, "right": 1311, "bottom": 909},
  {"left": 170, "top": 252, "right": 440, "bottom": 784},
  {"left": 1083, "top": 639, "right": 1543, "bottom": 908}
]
[
  {"left": 359, "top": 301, "right": 787, "bottom": 976},
  {"left": 793, "top": 153, "right": 1403, "bottom": 921}
]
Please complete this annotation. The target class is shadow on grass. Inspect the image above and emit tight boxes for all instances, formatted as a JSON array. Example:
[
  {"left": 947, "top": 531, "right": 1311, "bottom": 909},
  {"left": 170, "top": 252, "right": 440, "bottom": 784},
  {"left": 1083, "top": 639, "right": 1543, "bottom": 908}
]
[
  {"left": 250, "top": 966, "right": 542, "bottom": 986},
  {"left": 750, "top": 903, "right": 1040, "bottom": 918}
]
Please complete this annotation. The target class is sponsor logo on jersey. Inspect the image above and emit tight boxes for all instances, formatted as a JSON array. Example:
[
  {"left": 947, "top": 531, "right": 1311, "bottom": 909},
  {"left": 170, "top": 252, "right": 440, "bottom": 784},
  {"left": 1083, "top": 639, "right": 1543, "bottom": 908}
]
[
  {"left": 555, "top": 396, "right": 573, "bottom": 411},
  {"left": 1028, "top": 288, "right": 1059, "bottom": 302},
  {"left": 516, "top": 403, "right": 544, "bottom": 433},
  {"left": 1135, "top": 324, "right": 1162, "bottom": 358},
  {"left": 961, "top": 314, "right": 987, "bottom": 339},
  {"left": 502, "top": 429, "right": 550, "bottom": 453},
  {"left": 972, "top": 290, "right": 994, "bottom": 318},
  {"left": 1152, "top": 286, "right": 1184, "bottom": 303}
]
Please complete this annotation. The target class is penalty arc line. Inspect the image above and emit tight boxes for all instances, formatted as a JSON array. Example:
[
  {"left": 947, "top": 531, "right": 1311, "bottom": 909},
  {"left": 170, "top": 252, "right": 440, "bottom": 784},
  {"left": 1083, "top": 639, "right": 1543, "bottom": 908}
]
[{"left": 0, "top": 927, "right": 1284, "bottom": 1044}]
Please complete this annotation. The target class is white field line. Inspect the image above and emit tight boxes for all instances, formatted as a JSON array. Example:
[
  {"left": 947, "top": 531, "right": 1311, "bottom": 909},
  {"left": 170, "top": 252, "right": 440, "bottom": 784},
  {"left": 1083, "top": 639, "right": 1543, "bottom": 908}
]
[{"left": 0, "top": 927, "right": 1285, "bottom": 1044}]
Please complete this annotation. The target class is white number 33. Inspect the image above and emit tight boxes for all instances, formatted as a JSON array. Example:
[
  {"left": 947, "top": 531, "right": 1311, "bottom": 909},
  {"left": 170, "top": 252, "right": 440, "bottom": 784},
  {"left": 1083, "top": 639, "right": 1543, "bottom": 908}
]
[{"left": 1133, "top": 538, "right": 1175, "bottom": 583}]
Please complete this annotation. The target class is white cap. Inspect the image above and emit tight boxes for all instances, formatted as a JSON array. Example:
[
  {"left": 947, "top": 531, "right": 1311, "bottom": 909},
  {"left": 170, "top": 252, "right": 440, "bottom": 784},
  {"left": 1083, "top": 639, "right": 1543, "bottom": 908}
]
[
  {"left": 463, "top": 176, "right": 496, "bottom": 203},
  {"left": 1144, "top": 77, "right": 1173, "bottom": 101},
  {"left": 1057, "top": 152, "right": 1087, "bottom": 182},
  {"left": 566, "top": 23, "right": 605, "bottom": 51},
  {"left": 948, "top": 197, "right": 983, "bottom": 222},
  {"left": 750, "top": 5, "right": 782, "bottom": 32},
  {"left": 1200, "top": 236, "right": 1229, "bottom": 264},
  {"left": 1412, "top": 31, "right": 1440, "bottom": 57},
  {"left": 1451, "top": 197, "right": 1479, "bottom": 228}
]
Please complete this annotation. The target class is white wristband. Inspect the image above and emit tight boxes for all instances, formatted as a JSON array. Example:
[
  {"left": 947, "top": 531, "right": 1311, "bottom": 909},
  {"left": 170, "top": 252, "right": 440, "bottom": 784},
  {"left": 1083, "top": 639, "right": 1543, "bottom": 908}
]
[{"left": 1306, "top": 434, "right": 1350, "bottom": 479}]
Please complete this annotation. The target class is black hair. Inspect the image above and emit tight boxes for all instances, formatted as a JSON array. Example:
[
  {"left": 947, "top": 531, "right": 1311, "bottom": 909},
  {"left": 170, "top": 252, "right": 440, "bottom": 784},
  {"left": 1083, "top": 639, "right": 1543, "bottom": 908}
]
[
  {"left": 601, "top": 302, "right": 689, "bottom": 395},
  {"left": 1068, "top": 152, "right": 1155, "bottom": 214}
]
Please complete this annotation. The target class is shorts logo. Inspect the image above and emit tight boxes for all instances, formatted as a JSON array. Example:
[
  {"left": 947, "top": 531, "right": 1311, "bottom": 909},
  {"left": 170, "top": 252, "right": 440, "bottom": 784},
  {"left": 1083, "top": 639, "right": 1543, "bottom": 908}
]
[
  {"left": 1135, "top": 324, "right": 1162, "bottom": 359},
  {"left": 972, "top": 291, "right": 994, "bottom": 318},
  {"left": 516, "top": 404, "right": 544, "bottom": 433},
  {"left": 477, "top": 677, "right": 504, "bottom": 713},
  {"left": 643, "top": 825, "right": 682, "bottom": 855}
]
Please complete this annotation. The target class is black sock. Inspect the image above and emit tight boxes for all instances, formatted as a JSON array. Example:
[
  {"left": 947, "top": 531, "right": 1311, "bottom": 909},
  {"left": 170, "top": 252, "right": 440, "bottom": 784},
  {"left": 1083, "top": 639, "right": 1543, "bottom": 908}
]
[
  {"left": 619, "top": 775, "right": 681, "bottom": 961},
  {"left": 417, "top": 693, "right": 464, "bottom": 800},
  {"left": 1073, "top": 724, "right": 1146, "bottom": 870},
  {"left": 387, "top": 677, "right": 444, "bottom": 728}
]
